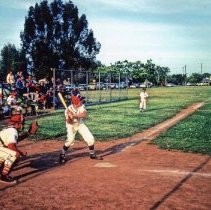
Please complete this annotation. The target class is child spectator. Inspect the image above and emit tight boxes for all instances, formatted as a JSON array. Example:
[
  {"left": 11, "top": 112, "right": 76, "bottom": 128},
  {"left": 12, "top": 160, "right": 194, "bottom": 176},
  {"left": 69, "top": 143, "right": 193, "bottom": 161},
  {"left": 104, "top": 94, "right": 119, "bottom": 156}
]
[{"left": 6, "top": 70, "right": 15, "bottom": 89}]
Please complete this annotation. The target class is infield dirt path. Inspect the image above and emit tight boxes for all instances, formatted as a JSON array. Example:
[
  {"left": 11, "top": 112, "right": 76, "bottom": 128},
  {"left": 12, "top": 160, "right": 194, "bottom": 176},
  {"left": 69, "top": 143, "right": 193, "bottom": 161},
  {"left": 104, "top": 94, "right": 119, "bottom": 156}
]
[{"left": 0, "top": 103, "right": 211, "bottom": 210}]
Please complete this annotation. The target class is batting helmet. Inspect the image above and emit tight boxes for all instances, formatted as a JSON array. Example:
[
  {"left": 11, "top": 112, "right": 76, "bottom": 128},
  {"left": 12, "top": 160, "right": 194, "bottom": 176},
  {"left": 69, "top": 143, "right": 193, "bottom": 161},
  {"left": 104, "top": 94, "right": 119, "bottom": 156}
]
[{"left": 71, "top": 89, "right": 85, "bottom": 106}]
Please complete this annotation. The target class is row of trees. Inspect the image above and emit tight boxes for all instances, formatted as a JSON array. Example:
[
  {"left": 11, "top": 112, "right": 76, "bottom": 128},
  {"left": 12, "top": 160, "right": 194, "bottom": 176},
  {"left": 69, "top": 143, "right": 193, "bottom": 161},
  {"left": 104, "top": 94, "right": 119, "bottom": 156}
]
[
  {"left": 1, "top": 43, "right": 210, "bottom": 86},
  {"left": 96, "top": 60, "right": 170, "bottom": 86},
  {"left": 96, "top": 61, "right": 210, "bottom": 86},
  {"left": 0, "top": 0, "right": 210, "bottom": 86}
]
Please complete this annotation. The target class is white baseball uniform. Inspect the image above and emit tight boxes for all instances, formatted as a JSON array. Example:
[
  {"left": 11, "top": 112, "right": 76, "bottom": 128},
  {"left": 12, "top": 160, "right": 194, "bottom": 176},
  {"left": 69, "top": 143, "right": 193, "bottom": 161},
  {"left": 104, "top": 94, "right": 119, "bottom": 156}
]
[
  {"left": 0, "top": 127, "right": 19, "bottom": 174},
  {"left": 64, "top": 104, "right": 95, "bottom": 147},
  {"left": 139, "top": 90, "right": 149, "bottom": 110}
]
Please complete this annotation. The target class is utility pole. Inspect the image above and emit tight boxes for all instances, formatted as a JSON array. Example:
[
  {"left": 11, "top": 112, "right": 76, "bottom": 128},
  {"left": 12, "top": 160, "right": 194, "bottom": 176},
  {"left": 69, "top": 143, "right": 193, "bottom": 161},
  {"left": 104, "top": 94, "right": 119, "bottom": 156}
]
[
  {"left": 184, "top": 65, "right": 187, "bottom": 86},
  {"left": 201, "top": 63, "right": 203, "bottom": 74},
  {"left": 51, "top": 68, "right": 56, "bottom": 110}
]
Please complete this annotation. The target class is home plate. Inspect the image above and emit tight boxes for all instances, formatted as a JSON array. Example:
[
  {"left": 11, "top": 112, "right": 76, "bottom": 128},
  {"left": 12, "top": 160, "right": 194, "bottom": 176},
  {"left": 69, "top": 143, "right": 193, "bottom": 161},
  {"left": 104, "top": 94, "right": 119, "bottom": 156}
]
[{"left": 94, "top": 162, "right": 117, "bottom": 168}]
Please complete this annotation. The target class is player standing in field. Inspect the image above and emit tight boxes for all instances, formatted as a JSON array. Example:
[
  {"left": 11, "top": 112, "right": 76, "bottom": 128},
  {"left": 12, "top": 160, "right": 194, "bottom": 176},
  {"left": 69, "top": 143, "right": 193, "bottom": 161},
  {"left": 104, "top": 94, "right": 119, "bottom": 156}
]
[
  {"left": 139, "top": 87, "right": 149, "bottom": 112},
  {"left": 59, "top": 89, "right": 103, "bottom": 164}
]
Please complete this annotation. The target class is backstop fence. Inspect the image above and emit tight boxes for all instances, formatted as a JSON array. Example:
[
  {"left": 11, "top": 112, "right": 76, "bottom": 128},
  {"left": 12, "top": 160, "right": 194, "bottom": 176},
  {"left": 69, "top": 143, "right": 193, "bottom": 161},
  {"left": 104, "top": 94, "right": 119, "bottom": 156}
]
[{"left": 52, "top": 68, "right": 129, "bottom": 106}]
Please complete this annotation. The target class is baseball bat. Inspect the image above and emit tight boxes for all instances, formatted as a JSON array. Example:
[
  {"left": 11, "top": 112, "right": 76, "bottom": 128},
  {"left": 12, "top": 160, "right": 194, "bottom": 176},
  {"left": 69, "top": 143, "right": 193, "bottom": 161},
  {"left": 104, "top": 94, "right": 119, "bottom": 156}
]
[{"left": 58, "top": 92, "right": 68, "bottom": 109}]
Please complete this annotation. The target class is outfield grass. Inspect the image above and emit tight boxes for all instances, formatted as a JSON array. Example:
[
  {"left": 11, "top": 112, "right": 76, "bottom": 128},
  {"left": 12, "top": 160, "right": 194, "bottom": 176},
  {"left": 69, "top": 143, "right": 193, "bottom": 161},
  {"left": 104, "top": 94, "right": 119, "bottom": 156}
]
[{"left": 29, "top": 86, "right": 211, "bottom": 154}]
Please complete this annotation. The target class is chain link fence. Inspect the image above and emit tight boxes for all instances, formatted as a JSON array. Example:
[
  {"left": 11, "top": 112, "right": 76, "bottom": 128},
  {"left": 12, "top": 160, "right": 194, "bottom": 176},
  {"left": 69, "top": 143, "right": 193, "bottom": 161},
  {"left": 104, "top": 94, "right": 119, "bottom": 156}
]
[{"left": 53, "top": 68, "right": 129, "bottom": 106}]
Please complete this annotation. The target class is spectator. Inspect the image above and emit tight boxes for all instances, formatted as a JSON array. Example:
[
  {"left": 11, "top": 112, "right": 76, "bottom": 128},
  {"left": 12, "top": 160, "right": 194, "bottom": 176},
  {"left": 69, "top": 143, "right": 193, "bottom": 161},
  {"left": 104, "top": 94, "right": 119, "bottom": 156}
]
[
  {"left": 45, "top": 90, "right": 53, "bottom": 109},
  {"left": 63, "top": 79, "right": 69, "bottom": 85},
  {"left": 6, "top": 70, "right": 15, "bottom": 89},
  {"left": 36, "top": 92, "right": 46, "bottom": 110},
  {"left": 15, "top": 70, "right": 24, "bottom": 80},
  {"left": 7, "top": 92, "right": 17, "bottom": 106},
  {"left": 0, "top": 102, "right": 10, "bottom": 117},
  {"left": 25, "top": 94, "right": 36, "bottom": 116},
  {"left": 25, "top": 75, "right": 36, "bottom": 93},
  {"left": 15, "top": 76, "right": 25, "bottom": 95},
  {"left": 7, "top": 92, "right": 23, "bottom": 115},
  {"left": 39, "top": 81, "right": 47, "bottom": 94},
  {"left": 45, "top": 77, "right": 53, "bottom": 90}
]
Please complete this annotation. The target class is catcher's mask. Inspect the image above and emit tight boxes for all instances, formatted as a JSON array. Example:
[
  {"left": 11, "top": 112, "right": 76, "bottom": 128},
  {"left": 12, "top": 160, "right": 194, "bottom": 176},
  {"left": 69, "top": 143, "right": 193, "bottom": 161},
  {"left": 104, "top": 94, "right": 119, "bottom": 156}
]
[{"left": 8, "top": 114, "right": 25, "bottom": 130}]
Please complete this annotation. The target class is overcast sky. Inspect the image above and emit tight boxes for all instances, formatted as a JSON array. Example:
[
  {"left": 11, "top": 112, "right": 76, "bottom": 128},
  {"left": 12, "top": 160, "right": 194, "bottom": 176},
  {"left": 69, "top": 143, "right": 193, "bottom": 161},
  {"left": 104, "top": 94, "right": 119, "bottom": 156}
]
[{"left": 0, "top": 0, "right": 211, "bottom": 75}]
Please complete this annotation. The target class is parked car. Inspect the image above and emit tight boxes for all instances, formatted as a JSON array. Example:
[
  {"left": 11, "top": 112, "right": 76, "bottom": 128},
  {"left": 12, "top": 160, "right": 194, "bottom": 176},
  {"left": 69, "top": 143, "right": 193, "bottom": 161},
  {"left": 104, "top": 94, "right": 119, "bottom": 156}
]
[
  {"left": 88, "top": 83, "right": 97, "bottom": 90},
  {"left": 140, "top": 82, "right": 153, "bottom": 88},
  {"left": 64, "top": 84, "right": 76, "bottom": 93},
  {"left": 96, "top": 82, "right": 104, "bottom": 89},
  {"left": 186, "top": 82, "right": 194, "bottom": 86},
  {"left": 120, "top": 82, "right": 127, "bottom": 89},
  {"left": 110, "top": 83, "right": 117, "bottom": 89},
  {"left": 77, "top": 84, "right": 87, "bottom": 91},
  {"left": 196, "top": 82, "right": 209, "bottom": 86},
  {"left": 130, "top": 83, "right": 140, "bottom": 88},
  {"left": 166, "top": 83, "right": 177, "bottom": 87}
]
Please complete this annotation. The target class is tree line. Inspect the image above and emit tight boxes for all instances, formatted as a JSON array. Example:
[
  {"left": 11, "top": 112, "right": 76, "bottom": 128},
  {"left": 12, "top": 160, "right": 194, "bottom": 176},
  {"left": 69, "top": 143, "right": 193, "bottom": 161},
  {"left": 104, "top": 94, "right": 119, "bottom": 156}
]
[{"left": 0, "top": 0, "right": 100, "bottom": 81}]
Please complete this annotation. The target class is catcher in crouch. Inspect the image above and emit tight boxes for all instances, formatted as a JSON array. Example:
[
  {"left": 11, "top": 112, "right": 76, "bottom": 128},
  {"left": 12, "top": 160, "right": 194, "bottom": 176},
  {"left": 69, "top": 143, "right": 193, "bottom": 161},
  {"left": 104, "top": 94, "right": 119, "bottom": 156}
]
[
  {"left": 59, "top": 89, "right": 103, "bottom": 164},
  {"left": 0, "top": 114, "right": 38, "bottom": 183}
]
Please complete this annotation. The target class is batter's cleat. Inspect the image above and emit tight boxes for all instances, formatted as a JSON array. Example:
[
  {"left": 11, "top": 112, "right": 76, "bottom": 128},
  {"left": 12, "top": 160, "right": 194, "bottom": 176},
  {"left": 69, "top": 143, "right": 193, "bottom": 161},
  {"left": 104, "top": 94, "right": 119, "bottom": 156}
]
[
  {"left": 59, "top": 153, "right": 66, "bottom": 164},
  {"left": 90, "top": 154, "right": 103, "bottom": 160},
  {"left": 0, "top": 174, "right": 17, "bottom": 184}
]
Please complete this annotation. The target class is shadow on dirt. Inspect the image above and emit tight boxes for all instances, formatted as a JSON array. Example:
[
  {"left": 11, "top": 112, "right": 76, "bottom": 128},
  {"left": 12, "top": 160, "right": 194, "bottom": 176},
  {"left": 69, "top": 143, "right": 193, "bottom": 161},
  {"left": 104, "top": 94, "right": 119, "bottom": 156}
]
[
  {"left": 0, "top": 146, "right": 86, "bottom": 191},
  {"left": 100, "top": 139, "right": 144, "bottom": 157},
  {"left": 0, "top": 140, "right": 144, "bottom": 191}
]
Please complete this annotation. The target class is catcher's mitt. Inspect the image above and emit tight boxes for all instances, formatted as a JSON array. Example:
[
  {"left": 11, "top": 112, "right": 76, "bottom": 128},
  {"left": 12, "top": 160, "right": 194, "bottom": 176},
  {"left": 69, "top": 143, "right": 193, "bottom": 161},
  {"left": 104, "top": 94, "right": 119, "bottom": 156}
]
[{"left": 28, "top": 121, "right": 39, "bottom": 134}]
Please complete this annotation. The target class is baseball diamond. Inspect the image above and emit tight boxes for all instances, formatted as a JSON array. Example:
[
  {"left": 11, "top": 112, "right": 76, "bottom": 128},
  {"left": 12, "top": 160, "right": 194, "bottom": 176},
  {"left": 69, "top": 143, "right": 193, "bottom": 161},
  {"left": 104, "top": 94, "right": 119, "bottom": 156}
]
[{"left": 0, "top": 103, "right": 210, "bottom": 209}]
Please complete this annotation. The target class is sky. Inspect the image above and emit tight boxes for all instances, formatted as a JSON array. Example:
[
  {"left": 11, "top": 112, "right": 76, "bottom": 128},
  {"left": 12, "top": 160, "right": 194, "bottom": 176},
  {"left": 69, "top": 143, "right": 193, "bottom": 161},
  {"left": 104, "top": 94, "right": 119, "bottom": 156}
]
[{"left": 0, "top": 0, "right": 211, "bottom": 75}]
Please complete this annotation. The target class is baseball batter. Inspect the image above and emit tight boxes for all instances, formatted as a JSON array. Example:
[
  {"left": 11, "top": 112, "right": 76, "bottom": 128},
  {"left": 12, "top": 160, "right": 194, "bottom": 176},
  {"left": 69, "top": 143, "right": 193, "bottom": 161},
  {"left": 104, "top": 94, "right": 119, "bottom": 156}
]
[
  {"left": 0, "top": 114, "right": 38, "bottom": 183},
  {"left": 59, "top": 89, "right": 103, "bottom": 163},
  {"left": 139, "top": 87, "right": 149, "bottom": 111}
]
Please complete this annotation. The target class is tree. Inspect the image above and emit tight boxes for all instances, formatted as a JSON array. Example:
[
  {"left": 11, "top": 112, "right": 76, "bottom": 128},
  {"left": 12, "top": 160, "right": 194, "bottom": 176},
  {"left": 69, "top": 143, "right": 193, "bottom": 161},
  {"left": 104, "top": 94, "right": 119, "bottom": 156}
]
[
  {"left": 187, "top": 73, "right": 203, "bottom": 84},
  {"left": 167, "top": 74, "right": 185, "bottom": 85},
  {"left": 129, "top": 61, "right": 144, "bottom": 83},
  {"left": 100, "top": 59, "right": 170, "bottom": 86},
  {"left": 0, "top": 44, "right": 25, "bottom": 81},
  {"left": 143, "top": 59, "right": 156, "bottom": 83},
  {"left": 20, "top": 0, "right": 101, "bottom": 79}
]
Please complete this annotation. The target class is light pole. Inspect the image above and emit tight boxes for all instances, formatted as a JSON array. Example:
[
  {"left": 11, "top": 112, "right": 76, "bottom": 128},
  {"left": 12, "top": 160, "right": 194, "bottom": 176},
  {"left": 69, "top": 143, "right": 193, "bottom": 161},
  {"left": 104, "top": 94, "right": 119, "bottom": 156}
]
[{"left": 51, "top": 68, "right": 56, "bottom": 110}]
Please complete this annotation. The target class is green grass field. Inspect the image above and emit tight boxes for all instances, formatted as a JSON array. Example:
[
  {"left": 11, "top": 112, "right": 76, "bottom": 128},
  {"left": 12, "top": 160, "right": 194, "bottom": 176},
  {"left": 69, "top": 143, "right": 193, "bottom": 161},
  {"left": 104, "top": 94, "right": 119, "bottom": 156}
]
[
  {"left": 152, "top": 102, "right": 211, "bottom": 155},
  {"left": 28, "top": 86, "right": 211, "bottom": 154}
]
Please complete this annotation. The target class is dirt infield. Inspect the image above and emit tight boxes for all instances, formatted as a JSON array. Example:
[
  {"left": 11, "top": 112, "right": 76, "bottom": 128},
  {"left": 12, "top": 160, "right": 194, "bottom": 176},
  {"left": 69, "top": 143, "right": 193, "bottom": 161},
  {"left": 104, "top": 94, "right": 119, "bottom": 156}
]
[{"left": 0, "top": 103, "right": 211, "bottom": 210}]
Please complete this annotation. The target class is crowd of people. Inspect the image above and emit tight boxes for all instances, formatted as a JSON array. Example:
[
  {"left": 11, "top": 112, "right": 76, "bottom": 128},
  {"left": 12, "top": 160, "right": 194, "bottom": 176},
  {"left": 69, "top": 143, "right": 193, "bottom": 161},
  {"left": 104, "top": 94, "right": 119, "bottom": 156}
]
[{"left": 0, "top": 69, "right": 66, "bottom": 119}]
